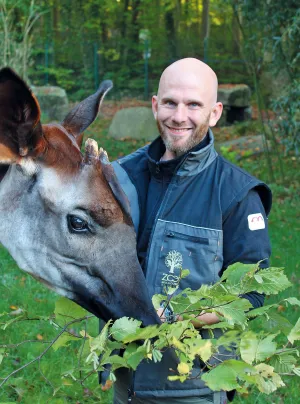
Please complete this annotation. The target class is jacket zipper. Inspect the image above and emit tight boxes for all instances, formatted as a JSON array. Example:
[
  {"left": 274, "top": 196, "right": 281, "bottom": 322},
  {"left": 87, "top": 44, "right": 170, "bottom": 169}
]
[
  {"left": 144, "top": 157, "right": 189, "bottom": 275},
  {"left": 131, "top": 157, "right": 189, "bottom": 396},
  {"left": 166, "top": 231, "right": 209, "bottom": 244}
]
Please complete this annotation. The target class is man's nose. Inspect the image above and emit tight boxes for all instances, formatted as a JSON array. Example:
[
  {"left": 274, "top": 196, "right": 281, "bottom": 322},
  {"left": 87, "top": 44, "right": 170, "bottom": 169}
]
[{"left": 172, "top": 104, "right": 188, "bottom": 124}]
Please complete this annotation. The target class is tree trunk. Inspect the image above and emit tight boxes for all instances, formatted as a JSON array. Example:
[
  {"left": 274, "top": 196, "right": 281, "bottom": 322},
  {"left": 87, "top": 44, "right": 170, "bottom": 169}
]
[
  {"left": 53, "top": 0, "right": 60, "bottom": 39},
  {"left": 129, "top": 0, "right": 141, "bottom": 66},
  {"left": 201, "top": 0, "right": 209, "bottom": 41},
  {"left": 165, "top": 2, "right": 177, "bottom": 61},
  {"left": 120, "top": 0, "right": 130, "bottom": 65},
  {"left": 232, "top": 7, "right": 241, "bottom": 56}
]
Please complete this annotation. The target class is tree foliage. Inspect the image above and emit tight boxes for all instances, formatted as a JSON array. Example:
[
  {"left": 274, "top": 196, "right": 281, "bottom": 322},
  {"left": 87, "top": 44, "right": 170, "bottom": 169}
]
[
  {"left": 0, "top": 0, "right": 44, "bottom": 80},
  {"left": 227, "top": 0, "right": 299, "bottom": 160},
  {"left": 1, "top": 0, "right": 250, "bottom": 98}
]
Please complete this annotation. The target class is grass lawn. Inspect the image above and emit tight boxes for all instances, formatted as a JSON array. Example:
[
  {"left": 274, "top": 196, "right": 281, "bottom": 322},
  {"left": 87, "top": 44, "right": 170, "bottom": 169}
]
[{"left": 0, "top": 117, "right": 299, "bottom": 403}]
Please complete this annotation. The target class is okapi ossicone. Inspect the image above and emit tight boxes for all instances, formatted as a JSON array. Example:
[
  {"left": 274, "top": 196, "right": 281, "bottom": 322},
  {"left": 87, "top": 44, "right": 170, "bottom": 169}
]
[{"left": 0, "top": 68, "right": 159, "bottom": 326}]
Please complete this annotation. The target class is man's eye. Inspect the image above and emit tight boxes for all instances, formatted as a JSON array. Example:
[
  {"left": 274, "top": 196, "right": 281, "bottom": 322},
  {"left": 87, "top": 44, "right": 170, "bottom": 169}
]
[
  {"left": 189, "top": 103, "right": 200, "bottom": 108},
  {"left": 67, "top": 215, "right": 90, "bottom": 233},
  {"left": 165, "top": 100, "right": 176, "bottom": 107}
]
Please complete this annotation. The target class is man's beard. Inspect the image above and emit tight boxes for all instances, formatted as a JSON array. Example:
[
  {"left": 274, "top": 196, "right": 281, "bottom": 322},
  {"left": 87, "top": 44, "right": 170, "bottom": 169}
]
[{"left": 156, "top": 117, "right": 210, "bottom": 158}]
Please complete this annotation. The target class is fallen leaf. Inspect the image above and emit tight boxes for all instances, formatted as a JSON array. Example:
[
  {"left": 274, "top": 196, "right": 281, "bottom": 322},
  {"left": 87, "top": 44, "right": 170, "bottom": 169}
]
[
  {"left": 101, "top": 380, "right": 113, "bottom": 391},
  {"left": 36, "top": 334, "right": 43, "bottom": 340}
]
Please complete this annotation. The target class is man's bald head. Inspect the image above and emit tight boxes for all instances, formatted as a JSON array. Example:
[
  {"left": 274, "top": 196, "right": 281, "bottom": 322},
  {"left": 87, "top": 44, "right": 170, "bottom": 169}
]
[
  {"left": 152, "top": 58, "right": 223, "bottom": 160},
  {"left": 157, "top": 58, "right": 218, "bottom": 107}
]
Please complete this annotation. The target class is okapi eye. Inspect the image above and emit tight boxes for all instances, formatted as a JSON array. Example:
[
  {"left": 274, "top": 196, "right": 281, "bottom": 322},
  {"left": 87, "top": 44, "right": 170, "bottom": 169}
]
[{"left": 67, "top": 215, "right": 89, "bottom": 233}]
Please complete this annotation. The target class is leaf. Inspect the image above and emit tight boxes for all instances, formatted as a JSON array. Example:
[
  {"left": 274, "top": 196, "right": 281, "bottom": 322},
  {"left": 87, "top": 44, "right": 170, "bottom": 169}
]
[
  {"left": 220, "top": 262, "right": 257, "bottom": 287},
  {"left": 202, "top": 359, "right": 256, "bottom": 391},
  {"left": 256, "top": 334, "right": 278, "bottom": 362},
  {"left": 246, "top": 304, "right": 278, "bottom": 318},
  {"left": 110, "top": 317, "right": 142, "bottom": 342},
  {"left": 152, "top": 294, "right": 166, "bottom": 310},
  {"left": 169, "top": 295, "right": 202, "bottom": 314},
  {"left": 288, "top": 317, "right": 300, "bottom": 344},
  {"left": 184, "top": 337, "right": 213, "bottom": 362},
  {"left": 168, "top": 375, "right": 188, "bottom": 383},
  {"left": 249, "top": 311, "right": 293, "bottom": 336},
  {"left": 254, "top": 364, "right": 285, "bottom": 394},
  {"left": 126, "top": 345, "right": 147, "bottom": 370},
  {"left": 55, "top": 297, "right": 87, "bottom": 324},
  {"left": 240, "top": 332, "right": 277, "bottom": 364},
  {"left": 240, "top": 331, "right": 258, "bottom": 364},
  {"left": 85, "top": 351, "right": 99, "bottom": 370},
  {"left": 216, "top": 330, "right": 240, "bottom": 350},
  {"left": 194, "top": 340, "right": 213, "bottom": 362},
  {"left": 177, "top": 362, "right": 190, "bottom": 375},
  {"left": 202, "top": 321, "right": 234, "bottom": 330},
  {"left": 170, "top": 336, "right": 186, "bottom": 353},
  {"left": 293, "top": 368, "right": 300, "bottom": 376},
  {"left": 101, "top": 355, "right": 127, "bottom": 368},
  {"left": 101, "top": 380, "right": 113, "bottom": 392},
  {"left": 284, "top": 297, "right": 300, "bottom": 306},
  {"left": 245, "top": 268, "right": 292, "bottom": 295},
  {"left": 254, "top": 274, "right": 263, "bottom": 283},
  {"left": 269, "top": 353, "right": 297, "bottom": 374},
  {"left": 152, "top": 349, "right": 163, "bottom": 363},
  {"left": 196, "top": 340, "right": 213, "bottom": 362},
  {"left": 52, "top": 333, "right": 79, "bottom": 352},
  {"left": 122, "top": 325, "right": 160, "bottom": 343},
  {"left": 180, "top": 269, "right": 190, "bottom": 279},
  {"left": 123, "top": 343, "right": 139, "bottom": 360},
  {"left": 163, "top": 320, "right": 193, "bottom": 340},
  {"left": 90, "top": 320, "right": 112, "bottom": 353},
  {"left": 215, "top": 299, "right": 252, "bottom": 327}
]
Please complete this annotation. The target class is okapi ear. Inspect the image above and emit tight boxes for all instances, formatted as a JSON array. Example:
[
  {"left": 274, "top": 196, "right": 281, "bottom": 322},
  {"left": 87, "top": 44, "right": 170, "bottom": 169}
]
[
  {"left": 99, "top": 148, "right": 132, "bottom": 223},
  {"left": 0, "top": 67, "right": 42, "bottom": 163},
  {"left": 62, "top": 80, "right": 113, "bottom": 148}
]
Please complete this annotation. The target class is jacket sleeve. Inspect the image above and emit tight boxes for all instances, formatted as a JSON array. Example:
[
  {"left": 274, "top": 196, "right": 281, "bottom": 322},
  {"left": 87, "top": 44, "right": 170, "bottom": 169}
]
[{"left": 221, "top": 189, "right": 272, "bottom": 308}]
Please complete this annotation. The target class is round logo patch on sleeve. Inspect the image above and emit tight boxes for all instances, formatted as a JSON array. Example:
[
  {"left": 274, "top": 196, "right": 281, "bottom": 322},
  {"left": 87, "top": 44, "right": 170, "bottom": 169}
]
[{"left": 248, "top": 213, "right": 265, "bottom": 231}]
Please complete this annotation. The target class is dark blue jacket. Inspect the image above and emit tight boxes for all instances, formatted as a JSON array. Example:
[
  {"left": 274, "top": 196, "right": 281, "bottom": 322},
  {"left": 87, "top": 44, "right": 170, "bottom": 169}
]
[{"left": 111, "top": 129, "right": 272, "bottom": 399}]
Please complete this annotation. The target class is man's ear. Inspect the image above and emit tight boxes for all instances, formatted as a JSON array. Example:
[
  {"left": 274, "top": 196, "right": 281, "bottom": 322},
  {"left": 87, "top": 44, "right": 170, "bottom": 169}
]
[
  {"left": 209, "top": 102, "right": 223, "bottom": 127},
  {"left": 152, "top": 95, "right": 158, "bottom": 119}
]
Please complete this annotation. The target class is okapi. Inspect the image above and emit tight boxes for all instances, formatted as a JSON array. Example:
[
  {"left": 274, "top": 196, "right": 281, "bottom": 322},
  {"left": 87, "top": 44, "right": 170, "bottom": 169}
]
[{"left": 0, "top": 68, "right": 159, "bottom": 326}]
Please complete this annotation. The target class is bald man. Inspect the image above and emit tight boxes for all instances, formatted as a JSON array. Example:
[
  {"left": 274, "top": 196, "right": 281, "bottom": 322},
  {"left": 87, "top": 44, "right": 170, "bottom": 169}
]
[
  {"left": 110, "top": 58, "right": 272, "bottom": 403},
  {"left": 152, "top": 58, "right": 222, "bottom": 159}
]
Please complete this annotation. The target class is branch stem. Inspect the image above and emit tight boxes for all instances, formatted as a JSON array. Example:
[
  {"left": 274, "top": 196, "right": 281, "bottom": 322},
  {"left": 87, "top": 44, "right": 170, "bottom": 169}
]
[{"left": 0, "top": 315, "right": 93, "bottom": 388}]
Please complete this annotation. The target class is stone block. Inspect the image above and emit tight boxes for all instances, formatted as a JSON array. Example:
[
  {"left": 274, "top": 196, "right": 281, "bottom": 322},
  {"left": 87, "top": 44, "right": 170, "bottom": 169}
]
[
  {"left": 108, "top": 107, "right": 159, "bottom": 141},
  {"left": 31, "top": 85, "right": 69, "bottom": 122},
  {"left": 218, "top": 84, "right": 251, "bottom": 107}
]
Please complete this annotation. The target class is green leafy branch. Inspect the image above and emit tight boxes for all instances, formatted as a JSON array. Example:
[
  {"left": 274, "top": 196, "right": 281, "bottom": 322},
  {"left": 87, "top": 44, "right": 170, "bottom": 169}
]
[{"left": 0, "top": 263, "right": 299, "bottom": 396}]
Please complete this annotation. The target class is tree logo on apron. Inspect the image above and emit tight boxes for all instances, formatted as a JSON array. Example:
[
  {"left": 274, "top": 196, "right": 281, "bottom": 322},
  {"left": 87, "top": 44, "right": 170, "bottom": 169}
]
[
  {"left": 161, "top": 250, "right": 183, "bottom": 290},
  {"left": 165, "top": 250, "right": 183, "bottom": 273}
]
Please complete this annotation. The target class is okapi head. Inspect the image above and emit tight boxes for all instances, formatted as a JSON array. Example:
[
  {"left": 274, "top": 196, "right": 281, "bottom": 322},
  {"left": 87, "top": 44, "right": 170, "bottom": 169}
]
[{"left": 0, "top": 68, "right": 159, "bottom": 325}]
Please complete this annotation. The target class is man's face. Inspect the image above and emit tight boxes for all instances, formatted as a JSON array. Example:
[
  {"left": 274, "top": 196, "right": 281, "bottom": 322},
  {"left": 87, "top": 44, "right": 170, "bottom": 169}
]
[{"left": 152, "top": 73, "right": 219, "bottom": 158}]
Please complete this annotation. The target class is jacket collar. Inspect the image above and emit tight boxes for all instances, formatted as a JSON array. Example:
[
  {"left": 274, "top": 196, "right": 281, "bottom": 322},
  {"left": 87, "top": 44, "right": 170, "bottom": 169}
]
[{"left": 147, "top": 129, "right": 218, "bottom": 178}]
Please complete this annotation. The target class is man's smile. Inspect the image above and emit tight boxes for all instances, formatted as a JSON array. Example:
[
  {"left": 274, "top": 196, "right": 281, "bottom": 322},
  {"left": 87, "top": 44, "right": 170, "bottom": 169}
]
[{"left": 165, "top": 125, "right": 193, "bottom": 136}]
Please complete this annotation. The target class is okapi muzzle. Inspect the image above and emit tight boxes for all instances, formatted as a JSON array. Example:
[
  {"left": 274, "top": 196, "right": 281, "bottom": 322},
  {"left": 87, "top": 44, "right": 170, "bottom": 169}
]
[{"left": 0, "top": 68, "right": 159, "bottom": 326}]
